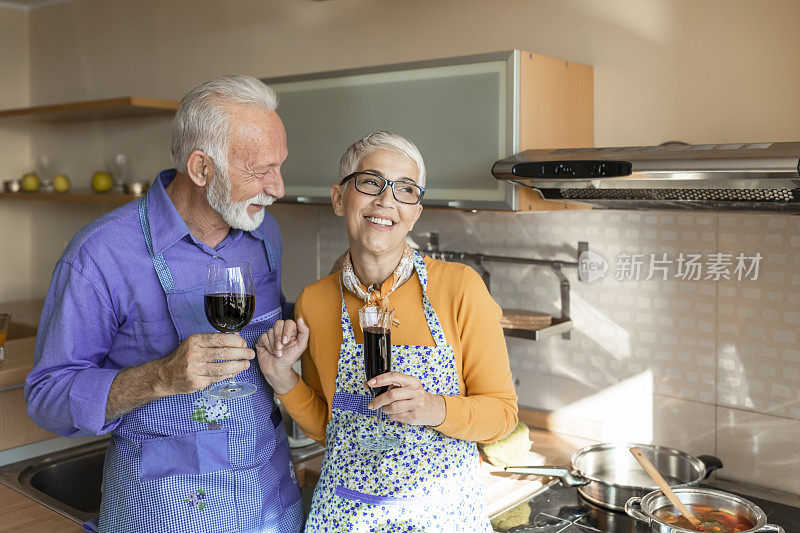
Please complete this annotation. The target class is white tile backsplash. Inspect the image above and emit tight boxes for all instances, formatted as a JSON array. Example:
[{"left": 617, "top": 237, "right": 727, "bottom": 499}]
[
  {"left": 272, "top": 204, "right": 800, "bottom": 496},
  {"left": 716, "top": 407, "right": 800, "bottom": 495},
  {"left": 652, "top": 395, "right": 716, "bottom": 459}
]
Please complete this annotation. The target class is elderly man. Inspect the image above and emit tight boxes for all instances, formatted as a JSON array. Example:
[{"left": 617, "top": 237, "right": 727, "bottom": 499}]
[{"left": 25, "top": 75, "right": 303, "bottom": 532}]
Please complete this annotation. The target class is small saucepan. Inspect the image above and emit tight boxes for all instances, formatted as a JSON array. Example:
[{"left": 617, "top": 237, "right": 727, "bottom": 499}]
[
  {"left": 506, "top": 442, "right": 723, "bottom": 512},
  {"left": 625, "top": 487, "right": 785, "bottom": 533}
]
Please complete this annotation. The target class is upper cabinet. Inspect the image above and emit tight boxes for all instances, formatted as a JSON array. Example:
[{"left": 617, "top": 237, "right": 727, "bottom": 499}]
[{"left": 265, "top": 50, "right": 593, "bottom": 210}]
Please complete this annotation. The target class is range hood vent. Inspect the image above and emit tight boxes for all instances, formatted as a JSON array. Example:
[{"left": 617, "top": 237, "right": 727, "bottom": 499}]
[{"left": 492, "top": 142, "right": 800, "bottom": 211}]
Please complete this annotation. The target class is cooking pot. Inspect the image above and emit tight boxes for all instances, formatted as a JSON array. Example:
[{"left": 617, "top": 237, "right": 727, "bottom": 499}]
[
  {"left": 506, "top": 442, "right": 722, "bottom": 511},
  {"left": 625, "top": 487, "right": 785, "bottom": 532}
]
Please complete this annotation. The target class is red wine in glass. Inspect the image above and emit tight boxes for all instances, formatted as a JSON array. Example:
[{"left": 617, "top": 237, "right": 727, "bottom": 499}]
[
  {"left": 205, "top": 293, "right": 255, "bottom": 333},
  {"left": 204, "top": 261, "right": 256, "bottom": 400},
  {"left": 358, "top": 305, "right": 399, "bottom": 451},
  {"left": 364, "top": 326, "right": 391, "bottom": 397}
]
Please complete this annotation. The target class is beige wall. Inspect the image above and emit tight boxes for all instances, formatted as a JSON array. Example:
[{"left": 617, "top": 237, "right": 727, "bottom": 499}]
[
  {"left": 23, "top": 0, "right": 800, "bottom": 144},
  {"left": 3, "top": 0, "right": 800, "bottom": 295},
  {"left": 0, "top": 7, "right": 32, "bottom": 300}
]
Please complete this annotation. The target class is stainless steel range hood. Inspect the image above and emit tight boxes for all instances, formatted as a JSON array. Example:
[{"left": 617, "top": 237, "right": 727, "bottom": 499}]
[{"left": 492, "top": 141, "right": 800, "bottom": 211}]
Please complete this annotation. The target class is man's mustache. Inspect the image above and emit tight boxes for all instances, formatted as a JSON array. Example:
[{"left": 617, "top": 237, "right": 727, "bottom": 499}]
[{"left": 247, "top": 193, "right": 276, "bottom": 207}]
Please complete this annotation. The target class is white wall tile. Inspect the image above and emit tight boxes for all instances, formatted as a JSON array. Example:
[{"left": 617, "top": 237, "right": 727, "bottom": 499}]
[
  {"left": 652, "top": 395, "right": 716, "bottom": 459},
  {"left": 717, "top": 215, "right": 800, "bottom": 420},
  {"left": 716, "top": 407, "right": 800, "bottom": 495}
]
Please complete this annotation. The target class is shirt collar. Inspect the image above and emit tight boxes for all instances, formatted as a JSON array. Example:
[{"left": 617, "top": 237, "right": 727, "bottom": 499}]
[
  {"left": 147, "top": 170, "right": 191, "bottom": 256},
  {"left": 147, "top": 169, "right": 264, "bottom": 255}
]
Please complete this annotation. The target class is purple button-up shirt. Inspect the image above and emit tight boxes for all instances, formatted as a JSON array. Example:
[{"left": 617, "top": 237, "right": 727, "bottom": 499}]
[{"left": 25, "top": 170, "right": 288, "bottom": 437}]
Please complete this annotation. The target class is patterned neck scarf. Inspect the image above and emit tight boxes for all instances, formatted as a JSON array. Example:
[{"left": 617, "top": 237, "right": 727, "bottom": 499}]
[{"left": 341, "top": 244, "right": 415, "bottom": 310}]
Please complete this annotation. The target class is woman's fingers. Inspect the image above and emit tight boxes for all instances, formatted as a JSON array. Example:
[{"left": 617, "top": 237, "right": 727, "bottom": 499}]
[
  {"left": 366, "top": 371, "right": 419, "bottom": 391},
  {"left": 276, "top": 320, "right": 298, "bottom": 357},
  {"left": 268, "top": 320, "right": 283, "bottom": 355},
  {"left": 367, "top": 385, "right": 416, "bottom": 410},
  {"left": 256, "top": 329, "right": 278, "bottom": 358},
  {"left": 280, "top": 320, "right": 297, "bottom": 345},
  {"left": 364, "top": 375, "right": 446, "bottom": 426},
  {"left": 295, "top": 317, "right": 309, "bottom": 345},
  {"left": 381, "top": 399, "right": 420, "bottom": 418},
  {"left": 367, "top": 388, "right": 418, "bottom": 414}
]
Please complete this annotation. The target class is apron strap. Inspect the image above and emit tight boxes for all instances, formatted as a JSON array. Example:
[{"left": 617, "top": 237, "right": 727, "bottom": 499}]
[
  {"left": 338, "top": 252, "right": 448, "bottom": 348},
  {"left": 251, "top": 229, "right": 278, "bottom": 272},
  {"left": 338, "top": 274, "right": 356, "bottom": 347},
  {"left": 411, "top": 251, "right": 447, "bottom": 348},
  {"left": 138, "top": 194, "right": 175, "bottom": 293}
]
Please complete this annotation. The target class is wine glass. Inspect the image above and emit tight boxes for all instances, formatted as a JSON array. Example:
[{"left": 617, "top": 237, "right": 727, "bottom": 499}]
[
  {"left": 359, "top": 304, "right": 400, "bottom": 451},
  {"left": 204, "top": 261, "right": 256, "bottom": 399},
  {"left": 36, "top": 155, "right": 58, "bottom": 192}
]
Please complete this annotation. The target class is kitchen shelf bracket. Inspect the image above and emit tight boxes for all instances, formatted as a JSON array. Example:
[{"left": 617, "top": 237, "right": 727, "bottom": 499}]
[{"left": 422, "top": 234, "right": 588, "bottom": 341}]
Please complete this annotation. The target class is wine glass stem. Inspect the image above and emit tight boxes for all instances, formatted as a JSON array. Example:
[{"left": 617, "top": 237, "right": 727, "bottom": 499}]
[
  {"left": 376, "top": 406, "right": 384, "bottom": 439},
  {"left": 227, "top": 331, "right": 240, "bottom": 388}
]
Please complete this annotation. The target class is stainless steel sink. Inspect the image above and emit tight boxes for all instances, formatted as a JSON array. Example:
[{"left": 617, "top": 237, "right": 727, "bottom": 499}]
[
  {"left": 0, "top": 437, "right": 324, "bottom": 524},
  {"left": 0, "top": 438, "right": 108, "bottom": 524}
]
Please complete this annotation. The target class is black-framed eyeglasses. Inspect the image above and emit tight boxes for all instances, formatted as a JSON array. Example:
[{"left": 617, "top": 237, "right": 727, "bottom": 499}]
[{"left": 340, "top": 171, "right": 425, "bottom": 205}]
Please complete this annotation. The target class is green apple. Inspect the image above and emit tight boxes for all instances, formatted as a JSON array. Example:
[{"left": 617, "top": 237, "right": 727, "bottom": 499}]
[
  {"left": 91, "top": 171, "right": 114, "bottom": 193},
  {"left": 53, "top": 173, "right": 71, "bottom": 193},
  {"left": 20, "top": 172, "right": 40, "bottom": 192}
]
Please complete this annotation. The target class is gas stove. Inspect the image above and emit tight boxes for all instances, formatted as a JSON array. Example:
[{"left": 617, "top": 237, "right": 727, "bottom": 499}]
[{"left": 490, "top": 480, "right": 799, "bottom": 532}]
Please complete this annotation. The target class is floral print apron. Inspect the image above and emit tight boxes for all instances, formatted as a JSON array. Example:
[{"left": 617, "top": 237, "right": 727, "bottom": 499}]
[
  {"left": 93, "top": 193, "right": 303, "bottom": 533},
  {"left": 305, "top": 251, "right": 492, "bottom": 532}
]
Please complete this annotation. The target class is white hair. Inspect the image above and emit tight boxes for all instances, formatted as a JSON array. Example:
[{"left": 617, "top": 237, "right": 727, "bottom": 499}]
[
  {"left": 338, "top": 130, "right": 426, "bottom": 187},
  {"left": 171, "top": 75, "right": 278, "bottom": 175}
]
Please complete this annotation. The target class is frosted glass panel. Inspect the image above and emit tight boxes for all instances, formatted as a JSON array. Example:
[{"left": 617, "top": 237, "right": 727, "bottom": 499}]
[{"left": 269, "top": 60, "right": 509, "bottom": 204}]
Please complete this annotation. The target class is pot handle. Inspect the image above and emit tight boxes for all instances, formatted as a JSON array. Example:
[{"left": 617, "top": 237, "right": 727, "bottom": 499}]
[
  {"left": 624, "top": 497, "right": 651, "bottom": 524},
  {"left": 504, "top": 465, "right": 589, "bottom": 487},
  {"left": 755, "top": 526, "right": 785, "bottom": 533},
  {"left": 697, "top": 455, "right": 724, "bottom": 478}
]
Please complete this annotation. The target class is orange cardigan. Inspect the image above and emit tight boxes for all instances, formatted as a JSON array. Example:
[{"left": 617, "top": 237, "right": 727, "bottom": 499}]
[{"left": 277, "top": 256, "right": 518, "bottom": 444}]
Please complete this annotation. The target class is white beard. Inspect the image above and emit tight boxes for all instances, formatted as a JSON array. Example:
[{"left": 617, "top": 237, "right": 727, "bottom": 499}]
[{"left": 206, "top": 167, "right": 276, "bottom": 231}]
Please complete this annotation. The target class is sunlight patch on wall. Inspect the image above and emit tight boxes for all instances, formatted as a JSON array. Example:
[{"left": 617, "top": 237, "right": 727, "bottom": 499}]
[{"left": 554, "top": 370, "right": 655, "bottom": 443}]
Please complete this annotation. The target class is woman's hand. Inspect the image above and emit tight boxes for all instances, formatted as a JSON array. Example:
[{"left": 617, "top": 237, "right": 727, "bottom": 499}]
[
  {"left": 366, "top": 372, "right": 446, "bottom": 427},
  {"left": 255, "top": 318, "right": 309, "bottom": 394}
]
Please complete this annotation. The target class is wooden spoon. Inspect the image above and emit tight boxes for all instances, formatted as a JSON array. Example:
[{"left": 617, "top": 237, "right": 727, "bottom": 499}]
[{"left": 630, "top": 447, "right": 703, "bottom": 528}]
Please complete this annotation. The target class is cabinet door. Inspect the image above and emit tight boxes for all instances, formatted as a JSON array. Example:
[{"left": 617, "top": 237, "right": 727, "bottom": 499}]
[{"left": 265, "top": 51, "right": 519, "bottom": 209}]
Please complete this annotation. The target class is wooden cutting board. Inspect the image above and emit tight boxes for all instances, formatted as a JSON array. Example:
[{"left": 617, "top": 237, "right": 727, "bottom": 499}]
[{"left": 481, "top": 451, "right": 547, "bottom": 517}]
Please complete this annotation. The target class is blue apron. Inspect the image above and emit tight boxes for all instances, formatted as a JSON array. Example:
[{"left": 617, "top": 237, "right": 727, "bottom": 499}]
[{"left": 93, "top": 193, "right": 303, "bottom": 533}]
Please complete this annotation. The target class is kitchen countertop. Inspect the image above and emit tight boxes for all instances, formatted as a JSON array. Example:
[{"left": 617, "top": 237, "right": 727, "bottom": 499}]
[
  {"left": 0, "top": 337, "right": 36, "bottom": 389},
  {"left": 0, "top": 298, "right": 43, "bottom": 389},
  {"left": 0, "top": 482, "right": 82, "bottom": 532},
  {"left": 0, "top": 427, "right": 589, "bottom": 530}
]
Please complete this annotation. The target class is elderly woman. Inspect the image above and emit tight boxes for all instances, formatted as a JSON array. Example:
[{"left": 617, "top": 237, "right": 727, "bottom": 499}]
[{"left": 257, "top": 131, "right": 518, "bottom": 531}]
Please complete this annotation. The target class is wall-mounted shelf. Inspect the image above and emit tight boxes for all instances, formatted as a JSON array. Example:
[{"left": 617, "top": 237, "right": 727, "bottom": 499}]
[
  {"left": 424, "top": 235, "right": 587, "bottom": 340},
  {"left": 0, "top": 96, "right": 179, "bottom": 122},
  {"left": 502, "top": 317, "right": 573, "bottom": 341},
  {"left": 0, "top": 190, "right": 140, "bottom": 205}
]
